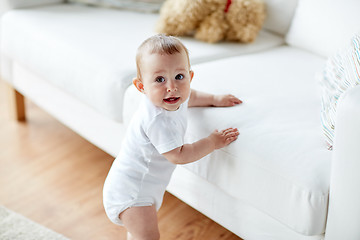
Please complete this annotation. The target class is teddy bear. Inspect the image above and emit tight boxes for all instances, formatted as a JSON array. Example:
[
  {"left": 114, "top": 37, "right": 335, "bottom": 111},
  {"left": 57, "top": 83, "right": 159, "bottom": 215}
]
[{"left": 156, "top": 0, "right": 266, "bottom": 43}]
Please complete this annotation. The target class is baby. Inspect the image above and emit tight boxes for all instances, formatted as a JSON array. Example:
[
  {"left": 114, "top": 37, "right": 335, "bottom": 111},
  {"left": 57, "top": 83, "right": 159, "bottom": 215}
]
[{"left": 103, "top": 34, "right": 242, "bottom": 240}]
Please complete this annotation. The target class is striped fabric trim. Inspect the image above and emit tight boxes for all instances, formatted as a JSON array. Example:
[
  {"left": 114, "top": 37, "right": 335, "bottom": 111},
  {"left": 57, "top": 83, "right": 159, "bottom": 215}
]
[{"left": 320, "top": 33, "right": 360, "bottom": 149}]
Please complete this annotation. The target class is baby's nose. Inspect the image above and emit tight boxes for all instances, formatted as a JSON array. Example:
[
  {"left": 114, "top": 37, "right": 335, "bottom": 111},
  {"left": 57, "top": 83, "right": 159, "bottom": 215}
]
[{"left": 166, "top": 81, "right": 177, "bottom": 92}]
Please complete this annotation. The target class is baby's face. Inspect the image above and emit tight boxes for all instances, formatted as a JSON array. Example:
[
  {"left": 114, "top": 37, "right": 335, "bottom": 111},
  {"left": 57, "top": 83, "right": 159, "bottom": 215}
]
[{"left": 139, "top": 50, "right": 193, "bottom": 111}]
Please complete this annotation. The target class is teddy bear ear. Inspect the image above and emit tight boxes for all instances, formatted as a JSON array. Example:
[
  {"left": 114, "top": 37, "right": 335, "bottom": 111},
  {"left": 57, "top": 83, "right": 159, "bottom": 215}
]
[
  {"left": 155, "top": 0, "right": 207, "bottom": 36},
  {"left": 225, "top": 0, "right": 266, "bottom": 43}
]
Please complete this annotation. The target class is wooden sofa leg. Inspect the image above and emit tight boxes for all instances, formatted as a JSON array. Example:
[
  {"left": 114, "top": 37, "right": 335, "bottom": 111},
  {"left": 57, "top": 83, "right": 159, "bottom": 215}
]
[{"left": 7, "top": 84, "right": 26, "bottom": 121}]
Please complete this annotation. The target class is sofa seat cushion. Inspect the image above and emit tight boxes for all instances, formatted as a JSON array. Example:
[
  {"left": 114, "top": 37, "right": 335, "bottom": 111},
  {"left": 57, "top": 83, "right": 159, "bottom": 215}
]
[
  {"left": 1, "top": 3, "right": 284, "bottom": 122},
  {"left": 187, "top": 47, "right": 332, "bottom": 235},
  {"left": 124, "top": 46, "right": 331, "bottom": 235}
]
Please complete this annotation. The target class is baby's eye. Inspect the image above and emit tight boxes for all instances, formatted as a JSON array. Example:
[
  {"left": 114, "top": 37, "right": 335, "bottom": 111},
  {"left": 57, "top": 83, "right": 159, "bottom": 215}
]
[
  {"left": 175, "top": 74, "right": 184, "bottom": 80},
  {"left": 156, "top": 76, "right": 165, "bottom": 83}
]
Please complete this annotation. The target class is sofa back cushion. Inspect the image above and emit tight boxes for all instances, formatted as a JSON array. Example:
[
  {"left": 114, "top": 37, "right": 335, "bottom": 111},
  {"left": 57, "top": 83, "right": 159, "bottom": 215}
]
[
  {"left": 67, "top": 0, "right": 299, "bottom": 34},
  {"left": 5, "top": 0, "right": 64, "bottom": 8},
  {"left": 2, "top": 4, "right": 284, "bottom": 123},
  {"left": 320, "top": 33, "right": 360, "bottom": 148},
  {"left": 68, "top": 0, "right": 164, "bottom": 12},
  {"left": 286, "top": 0, "right": 360, "bottom": 57},
  {"left": 262, "top": 0, "right": 299, "bottom": 36}
]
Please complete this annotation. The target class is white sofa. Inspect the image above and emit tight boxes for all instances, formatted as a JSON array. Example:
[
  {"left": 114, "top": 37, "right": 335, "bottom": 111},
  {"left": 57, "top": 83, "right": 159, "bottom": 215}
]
[{"left": 1, "top": 0, "right": 360, "bottom": 239}]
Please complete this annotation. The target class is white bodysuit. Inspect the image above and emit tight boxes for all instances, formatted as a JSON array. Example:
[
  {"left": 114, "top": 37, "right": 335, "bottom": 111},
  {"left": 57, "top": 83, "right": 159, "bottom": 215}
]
[{"left": 103, "top": 95, "right": 188, "bottom": 225}]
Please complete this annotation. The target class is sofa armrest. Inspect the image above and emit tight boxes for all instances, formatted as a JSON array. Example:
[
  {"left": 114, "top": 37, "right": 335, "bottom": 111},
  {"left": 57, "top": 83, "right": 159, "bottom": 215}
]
[
  {"left": 2, "top": 0, "right": 64, "bottom": 10},
  {"left": 325, "top": 85, "right": 360, "bottom": 239}
]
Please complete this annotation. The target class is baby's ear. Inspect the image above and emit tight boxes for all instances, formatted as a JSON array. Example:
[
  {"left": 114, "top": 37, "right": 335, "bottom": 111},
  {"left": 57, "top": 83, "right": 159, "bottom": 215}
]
[
  {"left": 133, "top": 78, "right": 145, "bottom": 93},
  {"left": 189, "top": 70, "right": 194, "bottom": 83}
]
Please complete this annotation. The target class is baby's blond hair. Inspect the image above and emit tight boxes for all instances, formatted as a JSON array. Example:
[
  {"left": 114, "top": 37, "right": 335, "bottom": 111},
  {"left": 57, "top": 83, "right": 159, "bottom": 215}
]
[{"left": 135, "top": 34, "right": 190, "bottom": 79}]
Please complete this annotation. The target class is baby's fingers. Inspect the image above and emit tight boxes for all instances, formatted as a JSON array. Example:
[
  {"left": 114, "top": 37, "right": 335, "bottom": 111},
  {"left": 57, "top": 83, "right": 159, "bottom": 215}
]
[
  {"left": 229, "top": 95, "right": 243, "bottom": 105},
  {"left": 222, "top": 128, "right": 239, "bottom": 144},
  {"left": 222, "top": 128, "right": 239, "bottom": 136}
]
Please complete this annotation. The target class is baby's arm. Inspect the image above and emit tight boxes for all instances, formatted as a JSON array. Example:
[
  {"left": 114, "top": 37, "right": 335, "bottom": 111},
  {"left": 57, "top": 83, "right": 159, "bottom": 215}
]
[
  {"left": 162, "top": 128, "right": 239, "bottom": 165},
  {"left": 188, "top": 89, "right": 242, "bottom": 108}
]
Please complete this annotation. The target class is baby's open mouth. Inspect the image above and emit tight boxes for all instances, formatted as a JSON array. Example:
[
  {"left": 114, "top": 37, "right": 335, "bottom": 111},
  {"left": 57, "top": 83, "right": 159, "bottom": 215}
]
[{"left": 163, "top": 97, "right": 180, "bottom": 104}]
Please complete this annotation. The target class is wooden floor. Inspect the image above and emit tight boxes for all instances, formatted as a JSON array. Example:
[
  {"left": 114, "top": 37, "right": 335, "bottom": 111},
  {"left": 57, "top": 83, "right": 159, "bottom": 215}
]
[{"left": 0, "top": 80, "right": 242, "bottom": 240}]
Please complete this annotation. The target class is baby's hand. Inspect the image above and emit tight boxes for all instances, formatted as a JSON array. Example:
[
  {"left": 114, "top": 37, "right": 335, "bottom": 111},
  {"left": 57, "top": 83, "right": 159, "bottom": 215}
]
[
  {"left": 213, "top": 94, "right": 242, "bottom": 107},
  {"left": 209, "top": 128, "right": 239, "bottom": 150}
]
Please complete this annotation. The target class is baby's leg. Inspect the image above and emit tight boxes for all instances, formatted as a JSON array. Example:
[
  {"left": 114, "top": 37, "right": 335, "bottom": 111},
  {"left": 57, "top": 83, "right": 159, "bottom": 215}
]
[{"left": 120, "top": 205, "right": 160, "bottom": 240}]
